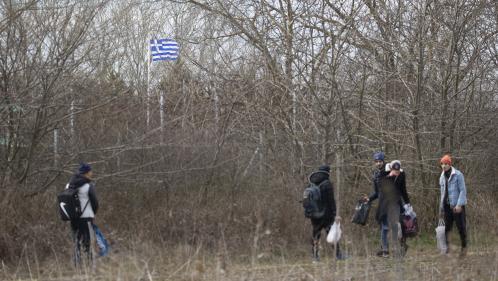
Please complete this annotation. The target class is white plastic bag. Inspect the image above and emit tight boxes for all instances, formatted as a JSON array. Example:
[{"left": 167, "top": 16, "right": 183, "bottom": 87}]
[
  {"left": 435, "top": 219, "right": 447, "bottom": 254},
  {"left": 326, "top": 221, "right": 342, "bottom": 244},
  {"left": 403, "top": 204, "right": 416, "bottom": 218},
  {"left": 397, "top": 222, "right": 402, "bottom": 239}
]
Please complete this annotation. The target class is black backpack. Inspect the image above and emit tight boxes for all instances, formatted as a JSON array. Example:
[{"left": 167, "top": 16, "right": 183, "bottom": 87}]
[
  {"left": 302, "top": 182, "right": 325, "bottom": 219},
  {"left": 57, "top": 185, "right": 89, "bottom": 221}
]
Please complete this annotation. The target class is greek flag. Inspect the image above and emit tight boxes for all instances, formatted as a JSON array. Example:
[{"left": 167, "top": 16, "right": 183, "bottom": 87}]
[{"left": 150, "top": 38, "right": 179, "bottom": 61}]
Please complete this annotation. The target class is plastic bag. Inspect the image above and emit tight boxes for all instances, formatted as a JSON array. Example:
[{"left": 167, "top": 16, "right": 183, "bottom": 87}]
[
  {"left": 397, "top": 222, "right": 402, "bottom": 239},
  {"left": 326, "top": 221, "right": 342, "bottom": 244},
  {"left": 351, "top": 201, "right": 370, "bottom": 225},
  {"left": 403, "top": 204, "right": 416, "bottom": 218},
  {"left": 92, "top": 223, "right": 110, "bottom": 257},
  {"left": 435, "top": 219, "right": 447, "bottom": 254}
]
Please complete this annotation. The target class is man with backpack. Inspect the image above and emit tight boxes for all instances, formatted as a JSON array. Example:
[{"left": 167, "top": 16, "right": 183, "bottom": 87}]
[
  {"left": 65, "top": 163, "right": 99, "bottom": 266},
  {"left": 303, "top": 165, "right": 346, "bottom": 262},
  {"left": 439, "top": 154, "right": 468, "bottom": 257}
]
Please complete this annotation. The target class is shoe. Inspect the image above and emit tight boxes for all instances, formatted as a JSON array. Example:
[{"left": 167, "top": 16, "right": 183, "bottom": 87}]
[{"left": 376, "top": 250, "right": 389, "bottom": 258}]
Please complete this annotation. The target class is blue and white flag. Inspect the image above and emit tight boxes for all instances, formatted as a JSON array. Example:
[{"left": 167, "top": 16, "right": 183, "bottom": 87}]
[{"left": 150, "top": 38, "right": 179, "bottom": 62}]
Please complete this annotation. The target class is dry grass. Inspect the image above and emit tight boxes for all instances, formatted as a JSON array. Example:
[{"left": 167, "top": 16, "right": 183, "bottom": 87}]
[
  {"left": 2, "top": 236, "right": 497, "bottom": 281},
  {"left": 2, "top": 177, "right": 497, "bottom": 280}
]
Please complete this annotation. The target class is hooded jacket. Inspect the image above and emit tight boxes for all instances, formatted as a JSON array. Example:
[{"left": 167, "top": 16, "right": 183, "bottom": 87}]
[
  {"left": 308, "top": 170, "right": 337, "bottom": 222},
  {"left": 66, "top": 174, "right": 99, "bottom": 218}
]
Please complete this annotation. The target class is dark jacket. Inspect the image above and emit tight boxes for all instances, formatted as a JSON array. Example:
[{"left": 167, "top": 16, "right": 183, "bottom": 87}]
[
  {"left": 376, "top": 171, "right": 410, "bottom": 222},
  {"left": 68, "top": 174, "right": 99, "bottom": 215},
  {"left": 369, "top": 163, "right": 388, "bottom": 202},
  {"left": 309, "top": 171, "right": 336, "bottom": 223}
]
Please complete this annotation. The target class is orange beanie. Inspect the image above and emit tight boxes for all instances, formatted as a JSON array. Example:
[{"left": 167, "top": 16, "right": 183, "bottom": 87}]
[{"left": 440, "top": 154, "right": 452, "bottom": 165}]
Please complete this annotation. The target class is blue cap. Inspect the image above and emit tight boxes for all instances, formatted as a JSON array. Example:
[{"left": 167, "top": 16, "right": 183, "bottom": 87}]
[
  {"left": 78, "top": 162, "right": 92, "bottom": 174},
  {"left": 373, "top": 151, "right": 385, "bottom": 161}
]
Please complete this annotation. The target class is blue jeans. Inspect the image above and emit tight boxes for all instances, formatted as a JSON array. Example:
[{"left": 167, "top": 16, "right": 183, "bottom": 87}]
[{"left": 380, "top": 216, "right": 389, "bottom": 251}]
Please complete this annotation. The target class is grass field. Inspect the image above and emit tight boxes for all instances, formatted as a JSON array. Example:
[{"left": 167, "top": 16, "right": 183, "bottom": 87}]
[{"left": 3, "top": 239, "right": 497, "bottom": 281}]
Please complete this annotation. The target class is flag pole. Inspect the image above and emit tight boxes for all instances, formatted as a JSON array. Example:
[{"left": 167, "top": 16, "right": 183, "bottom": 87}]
[
  {"left": 160, "top": 89, "right": 164, "bottom": 144},
  {"left": 146, "top": 38, "right": 151, "bottom": 130}
]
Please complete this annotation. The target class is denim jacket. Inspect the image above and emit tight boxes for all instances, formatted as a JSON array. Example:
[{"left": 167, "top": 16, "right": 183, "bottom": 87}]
[{"left": 439, "top": 167, "right": 467, "bottom": 211}]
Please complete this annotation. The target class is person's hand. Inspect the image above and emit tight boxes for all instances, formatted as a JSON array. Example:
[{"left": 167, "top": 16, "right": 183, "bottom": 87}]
[
  {"left": 453, "top": 205, "right": 462, "bottom": 213},
  {"left": 334, "top": 216, "right": 342, "bottom": 223}
]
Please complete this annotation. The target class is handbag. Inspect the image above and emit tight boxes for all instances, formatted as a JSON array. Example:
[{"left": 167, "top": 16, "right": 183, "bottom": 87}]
[
  {"left": 435, "top": 219, "right": 447, "bottom": 254},
  {"left": 351, "top": 200, "right": 370, "bottom": 225}
]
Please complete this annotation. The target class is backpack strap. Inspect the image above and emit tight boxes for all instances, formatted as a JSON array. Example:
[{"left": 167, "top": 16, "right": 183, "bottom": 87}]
[
  {"left": 80, "top": 199, "right": 90, "bottom": 217},
  {"left": 317, "top": 179, "right": 329, "bottom": 190},
  {"left": 70, "top": 182, "right": 91, "bottom": 218}
]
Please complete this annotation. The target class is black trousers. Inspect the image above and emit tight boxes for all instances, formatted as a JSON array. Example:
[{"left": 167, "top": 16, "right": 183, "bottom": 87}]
[
  {"left": 71, "top": 218, "right": 94, "bottom": 265},
  {"left": 311, "top": 218, "right": 341, "bottom": 257},
  {"left": 443, "top": 204, "right": 467, "bottom": 248}
]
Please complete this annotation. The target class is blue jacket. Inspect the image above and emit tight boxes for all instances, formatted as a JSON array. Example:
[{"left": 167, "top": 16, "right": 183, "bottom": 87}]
[{"left": 439, "top": 167, "right": 467, "bottom": 210}]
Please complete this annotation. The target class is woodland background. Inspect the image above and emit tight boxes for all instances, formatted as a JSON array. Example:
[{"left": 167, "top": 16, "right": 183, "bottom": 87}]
[{"left": 0, "top": 0, "right": 497, "bottom": 279}]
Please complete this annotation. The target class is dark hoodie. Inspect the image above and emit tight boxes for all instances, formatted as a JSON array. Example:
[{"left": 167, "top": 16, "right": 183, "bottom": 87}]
[
  {"left": 369, "top": 163, "right": 388, "bottom": 202},
  {"left": 309, "top": 171, "right": 336, "bottom": 223},
  {"left": 69, "top": 173, "right": 99, "bottom": 215}
]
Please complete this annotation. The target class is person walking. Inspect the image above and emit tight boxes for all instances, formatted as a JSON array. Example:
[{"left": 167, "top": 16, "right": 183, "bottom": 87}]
[
  {"left": 439, "top": 154, "right": 468, "bottom": 257},
  {"left": 306, "top": 165, "right": 347, "bottom": 262},
  {"left": 363, "top": 152, "right": 391, "bottom": 257},
  {"left": 377, "top": 160, "right": 411, "bottom": 258},
  {"left": 66, "top": 162, "right": 99, "bottom": 266}
]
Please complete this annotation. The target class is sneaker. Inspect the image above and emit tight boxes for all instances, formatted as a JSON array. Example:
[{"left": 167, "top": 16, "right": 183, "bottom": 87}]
[{"left": 376, "top": 250, "right": 389, "bottom": 258}]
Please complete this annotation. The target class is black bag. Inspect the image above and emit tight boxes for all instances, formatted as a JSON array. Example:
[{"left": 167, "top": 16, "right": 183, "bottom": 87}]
[
  {"left": 351, "top": 200, "right": 370, "bottom": 225},
  {"left": 302, "top": 183, "right": 325, "bottom": 219},
  {"left": 57, "top": 186, "right": 88, "bottom": 221}
]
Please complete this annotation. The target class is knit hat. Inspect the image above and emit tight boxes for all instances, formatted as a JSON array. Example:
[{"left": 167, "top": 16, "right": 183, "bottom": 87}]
[
  {"left": 440, "top": 155, "right": 452, "bottom": 165},
  {"left": 78, "top": 162, "right": 92, "bottom": 174},
  {"left": 318, "top": 165, "right": 330, "bottom": 174},
  {"left": 373, "top": 151, "right": 385, "bottom": 161}
]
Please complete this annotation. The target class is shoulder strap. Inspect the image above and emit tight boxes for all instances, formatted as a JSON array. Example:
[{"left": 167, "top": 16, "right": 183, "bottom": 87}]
[
  {"left": 76, "top": 183, "right": 91, "bottom": 217},
  {"left": 80, "top": 200, "right": 90, "bottom": 217},
  {"left": 317, "top": 180, "right": 328, "bottom": 188}
]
